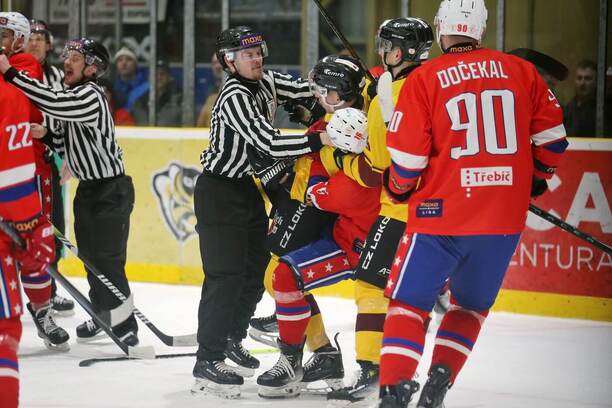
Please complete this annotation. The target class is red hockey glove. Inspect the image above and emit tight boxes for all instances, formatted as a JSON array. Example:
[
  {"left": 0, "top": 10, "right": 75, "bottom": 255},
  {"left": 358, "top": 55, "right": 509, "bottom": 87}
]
[
  {"left": 382, "top": 168, "right": 414, "bottom": 203},
  {"left": 14, "top": 214, "right": 55, "bottom": 273}
]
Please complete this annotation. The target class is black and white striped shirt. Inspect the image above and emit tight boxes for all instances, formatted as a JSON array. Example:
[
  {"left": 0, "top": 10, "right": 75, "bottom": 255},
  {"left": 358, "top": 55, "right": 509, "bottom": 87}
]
[
  {"left": 40, "top": 63, "right": 65, "bottom": 132},
  {"left": 5, "top": 68, "right": 125, "bottom": 181},
  {"left": 201, "top": 70, "right": 315, "bottom": 178}
]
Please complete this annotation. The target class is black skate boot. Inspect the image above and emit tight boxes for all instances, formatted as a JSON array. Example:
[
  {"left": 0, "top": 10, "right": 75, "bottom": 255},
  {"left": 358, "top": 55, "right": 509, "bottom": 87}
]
[
  {"left": 257, "top": 340, "right": 304, "bottom": 398},
  {"left": 51, "top": 294, "right": 75, "bottom": 316},
  {"left": 327, "top": 359, "right": 379, "bottom": 405},
  {"left": 249, "top": 313, "right": 279, "bottom": 348},
  {"left": 27, "top": 303, "right": 70, "bottom": 351},
  {"left": 76, "top": 315, "right": 139, "bottom": 346},
  {"left": 191, "top": 359, "right": 244, "bottom": 399},
  {"left": 302, "top": 334, "right": 344, "bottom": 394},
  {"left": 377, "top": 380, "right": 421, "bottom": 408},
  {"left": 225, "top": 336, "right": 260, "bottom": 377},
  {"left": 416, "top": 364, "right": 452, "bottom": 408}
]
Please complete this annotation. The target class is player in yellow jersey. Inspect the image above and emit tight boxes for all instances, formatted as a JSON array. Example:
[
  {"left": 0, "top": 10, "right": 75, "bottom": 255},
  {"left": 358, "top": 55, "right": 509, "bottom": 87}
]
[
  {"left": 248, "top": 55, "right": 368, "bottom": 391},
  {"left": 324, "top": 18, "right": 437, "bottom": 404}
]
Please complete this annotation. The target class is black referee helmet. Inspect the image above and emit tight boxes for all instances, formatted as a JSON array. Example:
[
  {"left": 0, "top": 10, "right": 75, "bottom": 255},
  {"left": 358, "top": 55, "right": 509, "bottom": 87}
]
[
  {"left": 215, "top": 26, "right": 268, "bottom": 72},
  {"left": 61, "top": 38, "right": 110, "bottom": 77}
]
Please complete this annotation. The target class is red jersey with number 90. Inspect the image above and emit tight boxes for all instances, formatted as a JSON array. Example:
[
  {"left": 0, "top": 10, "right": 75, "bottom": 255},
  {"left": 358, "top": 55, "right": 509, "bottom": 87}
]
[{"left": 386, "top": 47, "right": 567, "bottom": 235}]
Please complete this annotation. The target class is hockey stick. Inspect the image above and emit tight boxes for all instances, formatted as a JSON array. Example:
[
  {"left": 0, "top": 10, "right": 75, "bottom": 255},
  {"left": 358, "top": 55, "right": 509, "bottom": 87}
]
[
  {"left": 528, "top": 204, "right": 611, "bottom": 254},
  {"left": 52, "top": 226, "right": 197, "bottom": 347},
  {"left": 78, "top": 348, "right": 277, "bottom": 367},
  {"left": 311, "top": 0, "right": 375, "bottom": 83},
  {"left": 0, "top": 219, "right": 155, "bottom": 360}
]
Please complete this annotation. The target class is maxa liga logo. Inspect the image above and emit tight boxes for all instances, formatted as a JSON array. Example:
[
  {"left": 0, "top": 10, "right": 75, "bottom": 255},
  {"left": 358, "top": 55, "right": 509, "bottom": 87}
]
[{"left": 240, "top": 34, "right": 263, "bottom": 47}]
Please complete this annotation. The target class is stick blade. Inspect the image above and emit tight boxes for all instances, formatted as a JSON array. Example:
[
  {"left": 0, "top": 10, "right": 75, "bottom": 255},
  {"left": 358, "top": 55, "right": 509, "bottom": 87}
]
[
  {"left": 170, "top": 334, "right": 197, "bottom": 347},
  {"left": 128, "top": 345, "right": 156, "bottom": 359}
]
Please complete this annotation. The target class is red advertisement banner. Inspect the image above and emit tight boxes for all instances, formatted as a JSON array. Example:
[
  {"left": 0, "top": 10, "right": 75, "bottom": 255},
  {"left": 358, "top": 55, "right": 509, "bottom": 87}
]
[{"left": 503, "top": 140, "right": 612, "bottom": 298}]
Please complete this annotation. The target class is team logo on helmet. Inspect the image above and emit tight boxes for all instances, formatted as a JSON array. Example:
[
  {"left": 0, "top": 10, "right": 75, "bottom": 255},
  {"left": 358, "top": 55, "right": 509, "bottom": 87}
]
[{"left": 151, "top": 162, "right": 200, "bottom": 242}]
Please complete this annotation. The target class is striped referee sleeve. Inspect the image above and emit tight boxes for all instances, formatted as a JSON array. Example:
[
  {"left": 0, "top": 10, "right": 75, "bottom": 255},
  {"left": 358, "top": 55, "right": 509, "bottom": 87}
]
[
  {"left": 223, "top": 91, "right": 313, "bottom": 158},
  {"left": 267, "top": 71, "right": 312, "bottom": 102},
  {"left": 5, "top": 68, "right": 103, "bottom": 125}
]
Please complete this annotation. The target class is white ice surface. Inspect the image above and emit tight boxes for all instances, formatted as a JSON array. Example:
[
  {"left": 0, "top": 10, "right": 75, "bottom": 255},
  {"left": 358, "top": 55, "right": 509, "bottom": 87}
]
[{"left": 18, "top": 278, "right": 612, "bottom": 408}]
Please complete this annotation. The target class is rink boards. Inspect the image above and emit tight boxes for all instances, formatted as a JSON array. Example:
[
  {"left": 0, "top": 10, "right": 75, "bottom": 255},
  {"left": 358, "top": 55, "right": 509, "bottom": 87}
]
[{"left": 58, "top": 128, "right": 612, "bottom": 321}]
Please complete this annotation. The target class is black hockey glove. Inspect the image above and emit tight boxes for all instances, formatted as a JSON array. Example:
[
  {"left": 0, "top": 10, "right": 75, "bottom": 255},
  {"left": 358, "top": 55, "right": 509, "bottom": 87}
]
[
  {"left": 530, "top": 176, "right": 548, "bottom": 198},
  {"left": 333, "top": 149, "right": 347, "bottom": 170},
  {"left": 382, "top": 168, "right": 413, "bottom": 203},
  {"left": 367, "top": 78, "right": 379, "bottom": 100},
  {"left": 247, "top": 146, "right": 295, "bottom": 193},
  {"left": 283, "top": 97, "right": 326, "bottom": 127}
]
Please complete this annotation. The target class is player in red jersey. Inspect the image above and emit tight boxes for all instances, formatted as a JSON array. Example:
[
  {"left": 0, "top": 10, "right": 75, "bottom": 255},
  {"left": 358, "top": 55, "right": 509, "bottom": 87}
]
[
  {"left": 1, "top": 11, "right": 69, "bottom": 351},
  {"left": 376, "top": 1, "right": 568, "bottom": 407},
  {"left": 0, "top": 73, "right": 55, "bottom": 408},
  {"left": 257, "top": 106, "right": 382, "bottom": 399}
]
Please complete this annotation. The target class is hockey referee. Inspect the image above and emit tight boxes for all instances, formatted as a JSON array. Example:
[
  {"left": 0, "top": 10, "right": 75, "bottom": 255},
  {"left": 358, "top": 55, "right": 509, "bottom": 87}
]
[
  {"left": 191, "top": 26, "right": 329, "bottom": 397},
  {"left": 0, "top": 38, "right": 139, "bottom": 345}
]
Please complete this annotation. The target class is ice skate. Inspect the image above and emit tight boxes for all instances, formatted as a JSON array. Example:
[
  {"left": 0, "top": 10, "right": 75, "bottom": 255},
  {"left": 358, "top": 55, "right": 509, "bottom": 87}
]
[
  {"left": 326, "top": 360, "right": 379, "bottom": 406},
  {"left": 416, "top": 364, "right": 452, "bottom": 408},
  {"left": 302, "top": 334, "right": 344, "bottom": 394},
  {"left": 192, "top": 359, "right": 243, "bottom": 399},
  {"left": 248, "top": 313, "right": 279, "bottom": 348},
  {"left": 50, "top": 294, "right": 75, "bottom": 316},
  {"left": 27, "top": 303, "right": 70, "bottom": 351},
  {"left": 377, "top": 380, "right": 420, "bottom": 408},
  {"left": 257, "top": 340, "right": 304, "bottom": 398},
  {"left": 224, "top": 336, "right": 260, "bottom": 377}
]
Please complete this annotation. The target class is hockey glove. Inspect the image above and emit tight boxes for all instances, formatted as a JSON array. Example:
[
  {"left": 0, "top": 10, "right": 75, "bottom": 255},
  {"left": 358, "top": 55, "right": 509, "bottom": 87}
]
[
  {"left": 247, "top": 145, "right": 295, "bottom": 193},
  {"left": 283, "top": 97, "right": 326, "bottom": 127},
  {"left": 14, "top": 214, "right": 55, "bottom": 273},
  {"left": 382, "top": 168, "right": 414, "bottom": 203},
  {"left": 530, "top": 176, "right": 548, "bottom": 198},
  {"left": 333, "top": 149, "right": 347, "bottom": 170},
  {"left": 367, "top": 77, "right": 379, "bottom": 100}
]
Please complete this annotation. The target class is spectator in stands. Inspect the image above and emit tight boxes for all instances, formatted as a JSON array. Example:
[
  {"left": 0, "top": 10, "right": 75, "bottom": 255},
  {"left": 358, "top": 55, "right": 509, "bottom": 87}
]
[
  {"left": 132, "top": 60, "right": 182, "bottom": 126},
  {"left": 196, "top": 52, "right": 224, "bottom": 127},
  {"left": 564, "top": 59, "right": 597, "bottom": 137},
  {"left": 99, "top": 79, "right": 135, "bottom": 126},
  {"left": 112, "top": 45, "right": 148, "bottom": 111}
]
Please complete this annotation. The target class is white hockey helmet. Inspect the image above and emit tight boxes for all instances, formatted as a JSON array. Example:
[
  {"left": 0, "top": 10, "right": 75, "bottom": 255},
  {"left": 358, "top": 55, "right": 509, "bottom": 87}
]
[
  {"left": 434, "top": 0, "right": 488, "bottom": 46},
  {"left": 326, "top": 107, "right": 368, "bottom": 154},
  {"left": 0, "top": 11, "right": 31, "bottom": 52}
]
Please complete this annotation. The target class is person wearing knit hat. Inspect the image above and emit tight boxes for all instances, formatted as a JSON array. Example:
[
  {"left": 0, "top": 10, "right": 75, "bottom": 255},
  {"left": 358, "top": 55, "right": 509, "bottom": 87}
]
[{"left": 112, "top": 45, "right": 148, "bottom": 111}]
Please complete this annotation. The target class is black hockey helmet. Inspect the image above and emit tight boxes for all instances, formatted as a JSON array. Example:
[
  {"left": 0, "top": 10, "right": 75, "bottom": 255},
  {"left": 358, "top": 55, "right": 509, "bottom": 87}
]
[
  {"left": 309, "top": 55, "right": 366, "bottom": 102},
  {"left": 29, "top": 19, "right": 50, "bottom": 41},
  {"left": 215, "top": 26, "right": 268, "bottom": 72},
  {"left": 61, "top": 38, "right": 110, "bottom": 77},
  {"left": 376, "top": 17, "right": 433, "bottom": 63}
]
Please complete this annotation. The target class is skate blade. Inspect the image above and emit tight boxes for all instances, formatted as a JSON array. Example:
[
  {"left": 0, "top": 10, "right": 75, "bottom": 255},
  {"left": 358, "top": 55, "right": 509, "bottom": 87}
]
[
  {"left": 225, "top": 362, "right": 255, "bottom": 378},
  {"left": 248, "top": 328, "right": 279, "bottom": 349},
  {"left": 302, "top": 378, "right": 345, "bottom": 395},
  {"left": 191, "top": 378, "right": 241, "bottom": 399},
  {"left": 257, "top": 383, "right": 301, "bottom": 399},
  {"left": 76, "top": 331, "right": 106, "bottom": 344},
  {"left": 51, "top": 308, "right": 76, "bottom": 317},
  {"left": 42, "top": 339, "right": 70, "bottom": 352}
]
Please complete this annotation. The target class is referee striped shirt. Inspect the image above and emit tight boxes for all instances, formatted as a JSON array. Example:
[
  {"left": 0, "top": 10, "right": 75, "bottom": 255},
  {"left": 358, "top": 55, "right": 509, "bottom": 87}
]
[
  {"left": 40, "top": 62, "right": 65, "bottom": 132},
  {"left": 201, "top": 70, "right": 315, "bottom": 178},
  {"left": 5, "top": 68, "right": 125, "bottom": 181}
]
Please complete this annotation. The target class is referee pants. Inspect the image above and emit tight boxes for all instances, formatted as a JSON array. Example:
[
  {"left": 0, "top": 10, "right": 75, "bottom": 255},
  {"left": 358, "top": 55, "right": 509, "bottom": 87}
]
[
  {"left": 73, "top": 175, "right": 135, "bottom": 329},
  {"left": 194, "top": 172, "right": 270, "bottom": 361}
]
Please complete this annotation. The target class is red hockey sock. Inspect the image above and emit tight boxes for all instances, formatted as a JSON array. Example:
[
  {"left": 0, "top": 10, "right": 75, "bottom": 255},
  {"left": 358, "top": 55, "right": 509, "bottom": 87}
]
[
  {"left": 431, "top": 297, "right": 489, "bottom": 384},
  {"left": 0, "top": 318, "right": 22, "bottom": 408},
  {"left": 273, "top": 262, "right": 310, "bottom": 345},
  {"left": 21, "top": 270, "right": 52, "bottom": 307},
  {"left": 379, "top": 300, "right": 430, "bottom": 386}
]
